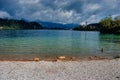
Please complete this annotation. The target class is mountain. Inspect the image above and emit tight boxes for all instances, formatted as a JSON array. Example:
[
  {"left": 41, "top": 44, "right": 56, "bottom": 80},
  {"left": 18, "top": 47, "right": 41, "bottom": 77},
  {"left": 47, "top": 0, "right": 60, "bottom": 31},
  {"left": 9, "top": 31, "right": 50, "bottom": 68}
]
[
  {"left": 0, "top": 18, "right": 79, "bottom": 30},
  {"left": 37, "top": 20, "right": 79, "bottom": 30},
  {"left": 64, "top": 23, "right": 79, "bottom": 28},
  {"left": 0, "top": 18, "right": 43, "bottom": 30}
]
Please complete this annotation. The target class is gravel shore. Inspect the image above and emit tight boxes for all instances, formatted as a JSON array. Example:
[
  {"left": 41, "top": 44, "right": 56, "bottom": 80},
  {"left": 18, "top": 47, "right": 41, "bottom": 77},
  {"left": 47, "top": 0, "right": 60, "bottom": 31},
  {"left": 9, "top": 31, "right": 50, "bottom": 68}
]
[{"left": 0, "top": 59, "right": 120, "bottom": 80}]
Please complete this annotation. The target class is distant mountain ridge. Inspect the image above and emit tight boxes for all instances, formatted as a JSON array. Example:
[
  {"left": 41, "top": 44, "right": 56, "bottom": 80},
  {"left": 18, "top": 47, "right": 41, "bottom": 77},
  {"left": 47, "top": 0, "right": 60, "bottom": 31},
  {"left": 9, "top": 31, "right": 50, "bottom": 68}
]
[
  {"left": 37, "top": 20, "right": 79, "bottom": 30},
  {"left": 0, "top": 18, "right": 79, "bottom": 30}
]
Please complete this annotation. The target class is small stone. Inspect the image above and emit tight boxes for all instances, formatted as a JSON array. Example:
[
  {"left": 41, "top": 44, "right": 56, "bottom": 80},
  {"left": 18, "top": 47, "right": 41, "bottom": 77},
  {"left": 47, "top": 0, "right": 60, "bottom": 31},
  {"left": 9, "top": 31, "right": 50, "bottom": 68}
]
[
  {"left": 71, "top": 57, "right": 76, "bottom": 60},
  {"left": 88, "top": 56, "right": 94, "bottom": 60},
  {"left": 58, "top": 56, "right": 66, "bottom": 60},
  {"left": 114, "top": 54, "right": 120, "bottom": 59},
  {"left": 34, "top": 58, "right": 40, "bottom": 61},
  {"left": 116, "top": 76, "right": 119, "bottom": 79},
  {"left": 56, "top": 59, "right": 61, "bottom": 62},
  {"left": 94, "top": 56, "right": 99, "bottom": 60}
]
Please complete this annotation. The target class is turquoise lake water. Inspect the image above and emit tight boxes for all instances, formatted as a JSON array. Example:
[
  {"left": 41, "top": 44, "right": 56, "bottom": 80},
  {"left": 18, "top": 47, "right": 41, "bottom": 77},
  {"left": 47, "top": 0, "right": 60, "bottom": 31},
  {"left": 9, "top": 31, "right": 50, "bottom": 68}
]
[{"left": 0, "top": 30, "right": 120, "bottom": 60}]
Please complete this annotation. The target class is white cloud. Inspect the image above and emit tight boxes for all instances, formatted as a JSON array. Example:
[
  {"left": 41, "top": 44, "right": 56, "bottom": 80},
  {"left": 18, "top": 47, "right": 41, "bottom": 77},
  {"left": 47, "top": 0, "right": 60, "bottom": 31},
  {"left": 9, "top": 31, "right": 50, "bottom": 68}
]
[
  {"left": 0, "top": 0, "right": 120, "bottom": 24},
  {"left": 19, "top": 0, "right": 40, "bottom": 4},
  {"left": 84, "top": 4, "right": 101, "bottom": 12},
  {"left": 58, "top": 10, "right": 73, "bottom": 18},
  {"left": 87, "top": 15, "right": 99, "bottom": 23},
  {"left": 0, "top": 11, "right": 11, "bottom": 18},
  {"left": 89, "top": 4, "right": 101, "bottom": 11},
  {"left": 81, "top": 15, "right": 101, "bottom": 24}
]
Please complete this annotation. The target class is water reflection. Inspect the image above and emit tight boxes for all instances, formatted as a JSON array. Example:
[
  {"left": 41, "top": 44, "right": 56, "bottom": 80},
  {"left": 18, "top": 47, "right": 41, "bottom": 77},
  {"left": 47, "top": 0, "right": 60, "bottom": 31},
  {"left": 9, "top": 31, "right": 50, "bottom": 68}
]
[{"left": 100, "top": 34, "right": 120, "bottom": 55}]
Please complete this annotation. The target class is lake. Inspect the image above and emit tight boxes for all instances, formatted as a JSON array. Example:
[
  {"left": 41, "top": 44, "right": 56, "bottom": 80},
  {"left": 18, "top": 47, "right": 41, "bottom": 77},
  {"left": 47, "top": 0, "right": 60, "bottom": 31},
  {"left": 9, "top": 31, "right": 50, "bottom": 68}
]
[{"left": 0, "top": 30, "right": 120, "bottom": 60}]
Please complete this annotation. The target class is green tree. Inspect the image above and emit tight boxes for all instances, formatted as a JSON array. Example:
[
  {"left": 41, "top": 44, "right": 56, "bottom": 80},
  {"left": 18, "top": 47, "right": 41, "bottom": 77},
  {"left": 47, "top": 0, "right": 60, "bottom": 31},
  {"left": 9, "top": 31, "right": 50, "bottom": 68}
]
[
  {"left": 99, "top": 15, "right": 120, "bottom": 34},
  {"left": 99, "top": 16, "right": 113, "bottom": 33}
]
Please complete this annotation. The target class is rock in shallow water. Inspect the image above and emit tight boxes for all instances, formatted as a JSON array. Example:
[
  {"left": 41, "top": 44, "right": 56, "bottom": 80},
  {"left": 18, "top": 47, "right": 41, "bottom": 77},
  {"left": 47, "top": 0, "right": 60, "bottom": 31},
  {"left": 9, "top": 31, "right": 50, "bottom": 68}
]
[
  {"left": 58, "top": 56, "right": 66, "bottom": 60},
  {"left": 34, "top": 58, "right": 40, "bottom": 61}
]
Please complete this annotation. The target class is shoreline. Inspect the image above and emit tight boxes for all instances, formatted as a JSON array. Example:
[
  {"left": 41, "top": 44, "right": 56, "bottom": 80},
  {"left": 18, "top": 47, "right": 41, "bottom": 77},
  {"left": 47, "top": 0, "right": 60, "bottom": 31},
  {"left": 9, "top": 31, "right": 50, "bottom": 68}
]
[{"left": 0, "top": 55, "right": 113, "bottom": 62}]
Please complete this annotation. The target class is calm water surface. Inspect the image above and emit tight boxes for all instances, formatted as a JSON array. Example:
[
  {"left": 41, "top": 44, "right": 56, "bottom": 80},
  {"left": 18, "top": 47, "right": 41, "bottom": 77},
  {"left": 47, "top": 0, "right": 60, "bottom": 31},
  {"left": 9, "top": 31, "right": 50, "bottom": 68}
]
[{"left": 0, "top": 30, "right": 120, "bottom": 60}]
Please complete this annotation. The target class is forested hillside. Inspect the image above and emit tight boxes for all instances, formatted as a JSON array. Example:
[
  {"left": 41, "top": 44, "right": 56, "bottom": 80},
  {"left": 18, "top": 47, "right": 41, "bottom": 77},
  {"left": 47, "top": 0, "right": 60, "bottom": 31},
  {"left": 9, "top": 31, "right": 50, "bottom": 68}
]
[{"left": 0, "top": 18, "right": 43, "bottom": 30}]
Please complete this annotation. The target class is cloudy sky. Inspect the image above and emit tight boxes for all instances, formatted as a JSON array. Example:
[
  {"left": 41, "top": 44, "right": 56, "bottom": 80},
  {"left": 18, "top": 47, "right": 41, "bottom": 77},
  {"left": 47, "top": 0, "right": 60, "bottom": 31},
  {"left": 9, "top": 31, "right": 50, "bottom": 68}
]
[{"left": 0, "top": 0, "right": 120, "bottom": 24}]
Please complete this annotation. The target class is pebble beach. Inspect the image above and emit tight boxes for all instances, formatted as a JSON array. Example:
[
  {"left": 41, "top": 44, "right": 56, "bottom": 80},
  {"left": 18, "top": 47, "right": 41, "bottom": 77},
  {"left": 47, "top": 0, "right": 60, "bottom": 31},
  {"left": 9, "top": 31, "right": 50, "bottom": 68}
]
[{"left": 0, "top": 59, "right": 120, "bottom": 80}]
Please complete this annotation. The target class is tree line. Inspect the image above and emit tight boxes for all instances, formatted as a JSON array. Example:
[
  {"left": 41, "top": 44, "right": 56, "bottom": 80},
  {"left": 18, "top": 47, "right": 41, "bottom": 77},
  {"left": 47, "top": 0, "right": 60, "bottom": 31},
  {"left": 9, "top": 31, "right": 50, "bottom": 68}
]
[
  {"left": 73, "top": 16, "right": 120, "bottom": 34},
  {"left": 0, "top": 18, "right": 43, "bottom": 30},
  {"left": 99, "top": 16, "right": 120, "bottom": 34},
  {"left": 73, "top": 23, "right": 99, "bottom": 31}
]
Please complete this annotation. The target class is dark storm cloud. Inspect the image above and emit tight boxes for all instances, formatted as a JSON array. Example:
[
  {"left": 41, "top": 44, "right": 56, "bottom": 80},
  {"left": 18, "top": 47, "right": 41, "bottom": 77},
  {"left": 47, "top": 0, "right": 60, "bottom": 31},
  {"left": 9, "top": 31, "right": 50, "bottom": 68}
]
[
  {"left": 63, "top": 0, "right": 84, "bottom": 13},
  {"left": 0, "top": 0, "right": 120, "bottom": 24},
  {"left": 0, "top": 0, "right": 21, "bottom": 15}
]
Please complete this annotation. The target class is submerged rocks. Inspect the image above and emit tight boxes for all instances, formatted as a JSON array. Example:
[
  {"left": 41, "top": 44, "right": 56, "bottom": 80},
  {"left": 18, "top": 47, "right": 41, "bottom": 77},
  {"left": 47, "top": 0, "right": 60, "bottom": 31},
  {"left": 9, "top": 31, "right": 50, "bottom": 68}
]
[
  {"left": 70, "top": 57, "right": 78, "bottom": 61},
  {"left": 32, "top": 56, "right": 108, "bottom": 62},
  {"left": 114, "top": 54, "right": 120, "bottom": 59},
  {"left": 88, "top": 56, "right": 106, "bottom": 60},
  {"left": 34, "top": 58, "right": 40, "bottom": 61}
]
